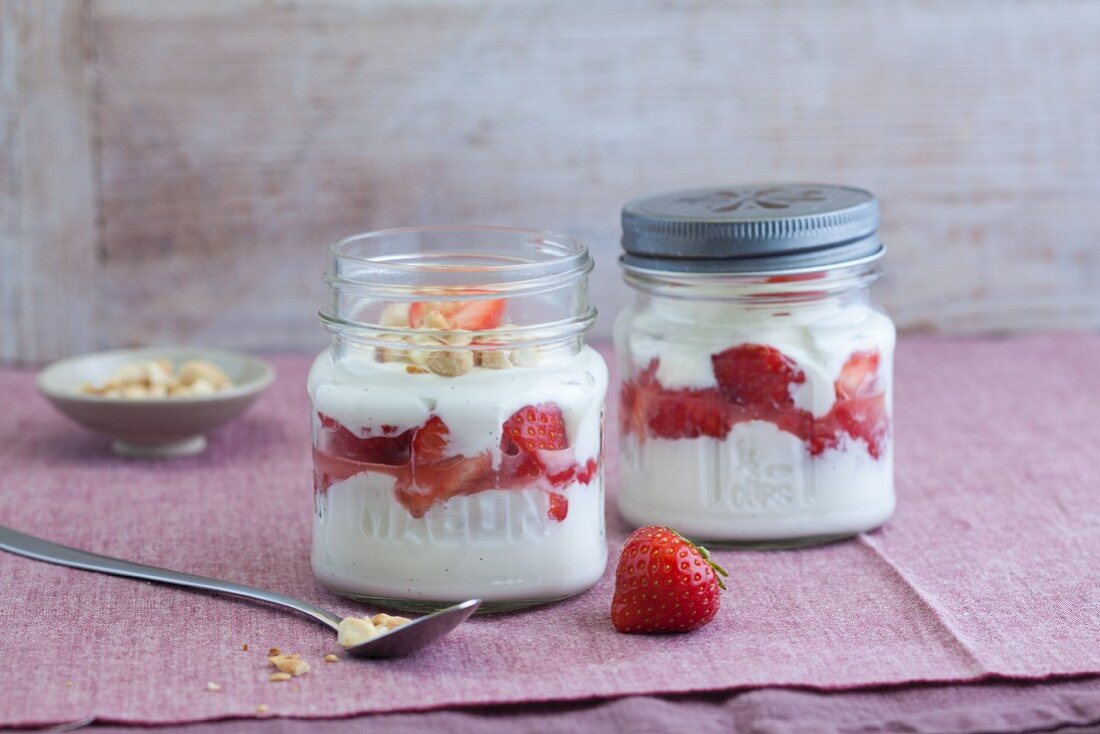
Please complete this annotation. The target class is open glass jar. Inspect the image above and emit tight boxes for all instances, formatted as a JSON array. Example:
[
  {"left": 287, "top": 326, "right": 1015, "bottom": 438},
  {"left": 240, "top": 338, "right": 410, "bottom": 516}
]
[
  {"left": 309, "top": 226, "right": 607, "bottom": 612},
  {"left": 614, "top": 185, "right": 895, "bottom": 547}
]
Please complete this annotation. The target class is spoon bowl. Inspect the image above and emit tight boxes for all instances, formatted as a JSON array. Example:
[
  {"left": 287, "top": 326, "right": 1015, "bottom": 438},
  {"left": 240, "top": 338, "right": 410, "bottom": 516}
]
[
  {"left": 343, "top": 599, "right": 480, "bottom": 658},
  {"left": 0, "top": 524, "right": 479, "bottom": 658}
]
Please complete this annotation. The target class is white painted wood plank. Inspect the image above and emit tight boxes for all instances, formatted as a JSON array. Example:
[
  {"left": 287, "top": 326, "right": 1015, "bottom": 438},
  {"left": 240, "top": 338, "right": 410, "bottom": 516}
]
[
  {"left": 9, "top": 0, "right": 1100, "bottom": 360},
  {"left": 0, "top": 0, "right": 99, "bottom": 364}
]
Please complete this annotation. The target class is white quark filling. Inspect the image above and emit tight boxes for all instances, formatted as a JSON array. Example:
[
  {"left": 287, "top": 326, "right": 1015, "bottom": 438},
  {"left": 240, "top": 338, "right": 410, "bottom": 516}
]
[
  {"left": 618, "top": 422, "right": 894, "bottom": 541},
  {"left": 312, "top": 471, "right": 608, "bottom": 602},
  {"left": 308, "top": 346, "right": 608, "bottom": 466},
  {"left": 308, "top": 345, "right": 609, "bottom": 601}
]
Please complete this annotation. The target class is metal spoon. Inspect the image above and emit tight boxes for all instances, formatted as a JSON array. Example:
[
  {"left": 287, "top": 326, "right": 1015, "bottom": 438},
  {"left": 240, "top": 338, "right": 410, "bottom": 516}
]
[{"left": 0, "top": 524, "right": 479, "bottom": 658}]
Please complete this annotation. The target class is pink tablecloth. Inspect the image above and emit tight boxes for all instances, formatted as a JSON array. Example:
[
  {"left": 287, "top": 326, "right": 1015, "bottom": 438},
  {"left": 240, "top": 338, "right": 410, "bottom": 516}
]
[{"left": 0, "top": 335, "right": 1098, "bottom": 729}]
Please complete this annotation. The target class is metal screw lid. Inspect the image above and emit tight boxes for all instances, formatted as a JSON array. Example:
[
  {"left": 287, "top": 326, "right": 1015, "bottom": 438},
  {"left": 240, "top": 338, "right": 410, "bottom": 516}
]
[{"left": 621, "top": 184, "right": 883, "bottom": 273}]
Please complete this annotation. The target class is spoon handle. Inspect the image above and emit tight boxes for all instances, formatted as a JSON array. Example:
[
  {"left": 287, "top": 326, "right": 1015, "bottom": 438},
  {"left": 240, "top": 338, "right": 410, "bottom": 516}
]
[{"left": 0, "top": 524, "right": 342, "bottom": 632}]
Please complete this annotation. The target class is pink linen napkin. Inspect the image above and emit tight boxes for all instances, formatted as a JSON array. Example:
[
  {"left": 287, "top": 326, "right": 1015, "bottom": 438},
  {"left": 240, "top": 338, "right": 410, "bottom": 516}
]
[
  {"left": 77, "top": 677, "right": 1100, "bottom": 734},
  {"left": 0, "top": 335, "right": 1098, "bottom": 727}
]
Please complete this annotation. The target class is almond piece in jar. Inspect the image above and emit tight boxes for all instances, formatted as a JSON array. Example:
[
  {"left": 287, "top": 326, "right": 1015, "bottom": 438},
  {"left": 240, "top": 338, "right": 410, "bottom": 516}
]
[
  {"left": 426, "top": 349, "right": 474, "bottom": 377},
  {"left": 477, "top": 349, "right": 512, "bottom": 369},
  {"left": 510, "top": 347, "right": 542, "bottom": 367},
  {"left": 379, "top": 303, "right": 411, "bottom": 327}
]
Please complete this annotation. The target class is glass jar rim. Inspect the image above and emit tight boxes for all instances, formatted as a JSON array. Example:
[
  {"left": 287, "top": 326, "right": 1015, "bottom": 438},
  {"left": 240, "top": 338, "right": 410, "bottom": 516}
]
[
  {"left": 320, "top": 225, "right": 598, "bottom": 348},
  {"left": 328, "top": 225, "right": 592, "bottom": 293}
]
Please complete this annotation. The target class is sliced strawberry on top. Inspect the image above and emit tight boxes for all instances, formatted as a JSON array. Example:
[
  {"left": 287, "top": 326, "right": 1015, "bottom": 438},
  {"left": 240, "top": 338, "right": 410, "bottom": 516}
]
[
  {"left": 711, "top": 344, "right": 806, "bottom": 409},
  {"left": 408, "top": 298, "right": 505, "bottom": 330},
  {"left": 835, "top": 350, "right": 880, "bottom": 400}
]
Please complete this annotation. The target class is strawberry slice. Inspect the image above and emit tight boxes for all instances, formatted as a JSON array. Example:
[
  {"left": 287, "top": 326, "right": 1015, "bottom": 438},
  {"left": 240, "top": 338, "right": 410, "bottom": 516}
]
[
  {"left": 621, "top": 360, "right": 733, "bottom": 440},
  {"left": 317, "top": 413, "right": 413, "bottom": 466},
  {"left": 499, "top": 403, "right": 571, "bottom": 484},
  {"left": 501, "top": 403, "right": 569, "bottom": 454},
  {"left": 401, "top": 452, "right": 495, "bottom": 517},
  {"left": 407, "top": 415, "right": 496, "bottom": 511},
  {"left": 647, "top": 387, "right": 731, "bottom": 440},
  {"left": 312, "top": 446, "right": 406, "bottom": 486},
  {"left": 835, "top": 351, "right": 880, "bottom": 400},
  {"left": 547, "top": 493, "right": 568, "bottom": 522},
  {"left": 811, "top": 394, "right": 889, "bottom": 459},
  {"left": 576, "top": 458, "right": 599, "bottom": 485},
  {"left": 412, "top": 415, "right": 451, "bottom": 464},
  {"left": 408, "top": 299, "right": 505, "bottom": 330},
  {"left": 711, "top": 344, "right": 806, "bottom": 409}
]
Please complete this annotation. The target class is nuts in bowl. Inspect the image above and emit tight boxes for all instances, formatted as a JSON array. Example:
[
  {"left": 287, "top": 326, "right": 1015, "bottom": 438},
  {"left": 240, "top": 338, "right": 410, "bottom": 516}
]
[
  {"left": 38, "top": 347, "right": 275, "bottom": 458},
  {"left": 79, "top": 358, "right": 234, "bottom": 399}
]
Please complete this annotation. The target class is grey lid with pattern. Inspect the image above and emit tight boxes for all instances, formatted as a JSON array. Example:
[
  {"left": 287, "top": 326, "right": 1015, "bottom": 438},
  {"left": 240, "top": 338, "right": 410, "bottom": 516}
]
[{"left": 621, "top": 184, "right": 882, "bottom": 273}]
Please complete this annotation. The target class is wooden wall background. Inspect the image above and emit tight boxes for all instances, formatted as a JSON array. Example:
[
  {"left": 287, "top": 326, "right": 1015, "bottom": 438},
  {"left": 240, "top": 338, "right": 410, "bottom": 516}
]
[{"left": 2, "top": 0, "right": 1099, "bottom": 363}]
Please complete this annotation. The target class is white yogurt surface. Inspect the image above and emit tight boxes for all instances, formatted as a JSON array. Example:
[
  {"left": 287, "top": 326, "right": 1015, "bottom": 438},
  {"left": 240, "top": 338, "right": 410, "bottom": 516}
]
[{"left": 313, "top": 471, "right": 607, "bottom": 602}]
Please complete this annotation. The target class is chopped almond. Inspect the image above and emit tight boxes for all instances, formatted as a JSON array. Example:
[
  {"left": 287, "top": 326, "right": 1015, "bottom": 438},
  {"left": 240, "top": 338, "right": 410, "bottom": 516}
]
[
  {"left": 268, "top": 653, "right": 311, "bottom": 677},
  {"left": 427, "top": 349, "right": 474, "bottom": 377}
]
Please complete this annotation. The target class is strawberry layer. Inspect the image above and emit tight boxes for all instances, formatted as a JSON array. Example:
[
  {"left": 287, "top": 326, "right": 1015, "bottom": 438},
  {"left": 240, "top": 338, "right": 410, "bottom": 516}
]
[
  {"left": 620, "top": 349, "right": 889, "bottom": 460},
  {"left": 314, "top": 426, "right": 598, "bottom": 526},
  {"left": 619, "top": 298, "right": 897, "bottom": 418},
  {"left": 308, "top": 346, "right": 607, "bottom": 470}
]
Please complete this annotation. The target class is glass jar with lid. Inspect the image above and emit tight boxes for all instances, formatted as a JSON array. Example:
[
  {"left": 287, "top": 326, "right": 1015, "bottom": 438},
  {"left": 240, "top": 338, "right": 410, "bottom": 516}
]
[
  {"left": 613, "top": 185, "right": 895, "bottom": 547},
  {"left": 310, "top": 226, "right": 608, "bottom": 611}
]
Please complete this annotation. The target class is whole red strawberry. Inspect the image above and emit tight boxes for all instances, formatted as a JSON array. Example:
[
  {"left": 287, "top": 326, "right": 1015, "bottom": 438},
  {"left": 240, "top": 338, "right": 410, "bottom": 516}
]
[{"left": 611, "top": 526, "right": 727, "bottom": 633}]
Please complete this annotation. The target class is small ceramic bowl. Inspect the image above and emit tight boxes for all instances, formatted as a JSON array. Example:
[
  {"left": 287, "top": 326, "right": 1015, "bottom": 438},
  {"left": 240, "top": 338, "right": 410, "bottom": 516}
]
[{"left": 37, "top": 346, "right": 275, "bottom": 458}]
